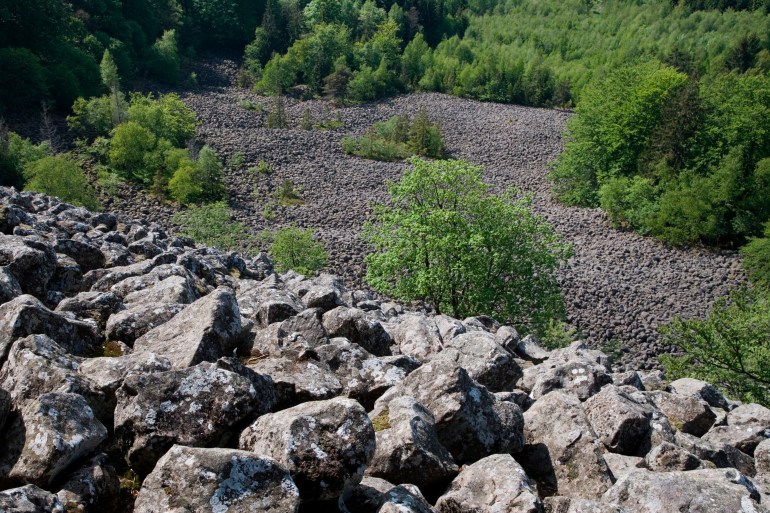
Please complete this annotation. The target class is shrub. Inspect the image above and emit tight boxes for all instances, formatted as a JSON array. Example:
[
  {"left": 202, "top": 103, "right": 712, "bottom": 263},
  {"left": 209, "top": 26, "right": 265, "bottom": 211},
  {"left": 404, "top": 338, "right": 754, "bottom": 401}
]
[
  {"left": 145, "top": 30, "right": 180, "bottom": 84},
  {"left": 0, "top": 48, "right": 48, "bottom": 112},
  {"left": 660, "top": 286, "right": 770, "bottom": 406},
  {"left": 0, "top": 128, "right": 48, "bottom": 189},
  {"left": 68, "top": 95, "right": 124, "bottom": 139},
  {"left": 172, "top": 202, "right": 258, "bottom": 254},
  {"left": 127, "top": 93, "right": 197, "bottom": 147},
  {"left": 168, "top": 145, "right": 226, "bottom": 204},
  {"left": 275, "top": 179, "right": 303, "bottom": 206},
  {"left": 598, "top": 176, "right": 659, "bottom": 233},
  {"left": 266, "top": 95, "right": 289, "bottom": 128},
  {"left": 108, "top": 121, "right": 157, "bottom": 183},
  {"left": 342, "top": 111, "right": 444, "bottom": 161},
  {"left": 23, "top": 153, "right": 99, "bottom": 210},
  {"left": 267, "top": 225, "right": 328, "bottom": 274},
  {"left": 741, "top": 221, "right": 770, "bottom": 292},
  {"left": 363, "top": 158, "right": 572, "bottom": 335}
]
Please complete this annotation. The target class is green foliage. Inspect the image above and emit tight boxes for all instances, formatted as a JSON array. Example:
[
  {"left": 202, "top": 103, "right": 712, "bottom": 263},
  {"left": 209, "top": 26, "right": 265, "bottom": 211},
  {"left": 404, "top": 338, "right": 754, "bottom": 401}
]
[
  {"left": 23, "top": 153, "right": 99, "bottom": 210},
  {"left": 228, "top": 151, "right": 245, "bottom": 169},
  {"left": 275, "top": 179, "right": 303, "bottom": 206},
  {"left": 126, "top": 93, "right": 197, "bottom": 146},
  {"left": 0, "top": 48, "right": 48, "bottom": 112},
  {"left": 68, "top": 95, "right": 125, "bottom": 140},
  {"left": 267, "top": 225, "right": 328, "bottom": 274},
  {"left": 343, "top": 111, "right": 444, "bottom": 161},
  {"left": 266, "top": 95, "right": 289, "bottom": 128},
  {"left": 146, "top": 30, "right": 180, "bottom": 84},
  {"left": 0, "top": 127, "right": 49, "bottom": 189},
  {"left": 238, "top": 99, "right": 263, "bottom": 112},
  {"left": 741, "top": 221, "right": 770, "bottom": 292},
  {"left": 363, "top": 158, "right": 572, "bottom": 335},
  {"left": 540, "top": 320, "right": 577, "bottom": 350},
  {"left": 660, "top": 286, "right": 770, "bottom": 406},
  {"left": 108, "top": 121, "right": 158, "bottom": 183},
  {"left": 599, "top": 176, "right": 659, "bottom": 233},
  {"left": 168, "top": 145, "right": 226, "bottom": 204},
  {"left": 173, "top": 201, "right": 258, "bottom": 254}
]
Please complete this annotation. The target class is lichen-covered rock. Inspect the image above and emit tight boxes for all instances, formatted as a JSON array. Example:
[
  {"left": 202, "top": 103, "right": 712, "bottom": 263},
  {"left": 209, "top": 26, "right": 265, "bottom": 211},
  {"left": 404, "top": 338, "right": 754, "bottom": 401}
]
[
  {"left": 47, "top": 254, "right": 83, "bottom": 294},
  {"left": 602, "top": 453, "right": 645, "bottom": 479},
  {"left": 0, "top": 484, "right": 65, "bottom": 513},
  {"left": 54, "top": 238, "right": 105, "bottom": 273},
  {"left": 0, "top": 294, "right": 100, "bottom": 364},
  {"left": 0, "top": 266, "right": 23, "bottom": 304},
  {"left": 644, "top": 390, "right": 716, "bottom": 437},
  {"left": 246, "top": 356, "right": 342, "bottom": 408},
  {"left": 0, "top": 392, "right": 107, "bottom": 486},
  {"left": 0, "top": 233, "right": 56, "bottom": 298},
  {"left": 702, "top": 403, "right": 770, "bottom": 455},
  {"left": 388, "top": 314, "right": 443, "bottom": 362},
  {"left": 54, "top": 291, "right": 123, "bottom": 329},
  {"left": 239, "top": 397, "right": 376, "bottom": 502},
  {"left": 248, "top": 287, "right": 303, "bottom": 327},
  {"left": 544, "top": 496, "right": 626, "bottom": 513},
  {"left": 518, "top": 391, "right": 613, "bottom": 499},
  {"left": 114, "top": 362, "right": 265, "bottom": 475},
  {"left": 644, "top": 442, "right": 705, "bottom": 471},
  {"left": 756, "top": 439, "right": 770, "bottom": 474},
  {"left": 341, "top": 476, "right": 395, "bottom": 513},
  {"left": 134, "top": 445, "right": 300, "bottom": 513},
  {"left": 379, "top": 484, "right": 436, "bottom": 513},
  {"left": 243, "top": 308, "right": 329, "bottom": 358},
  {"left": 55, "top": 453, "right": 119, "bottom": 513},
  {"left": 603, "top": 468, "right": 768, "bottom": 513},
  {"left": 530, "top": 343, "right": 612, "bottom": 401},
  {"left": 105, "top": 302, "right": 185, "bottom": 345},
  {"left": 668, "top": 378, "right": 729, "bottom": 410},
  {"left": 304, "top": 284, "right": 346, "bottom": 312},
  {"left": 77, "top": 351, "right": 172, "bottom": 397},
  {"left": 435, "top": 454, "right": 542, "bottom": 513},
  {"left": 322, "top": 307, "right": 393, "bottom": 357},
  {"left": 434, "top": 331, "right": 522, "bottom": 392},
  {"left": 373, "top": 359, "right": 524, "bottom": 464},
  {"left": 674, "top": 431, "right": 754, "bottom": 475},
  {"left": 367, "top": 396, "right": 458, "bottom": 489},
  {"left": 133, "top": 288, "right": 243, "bottom": 368}
]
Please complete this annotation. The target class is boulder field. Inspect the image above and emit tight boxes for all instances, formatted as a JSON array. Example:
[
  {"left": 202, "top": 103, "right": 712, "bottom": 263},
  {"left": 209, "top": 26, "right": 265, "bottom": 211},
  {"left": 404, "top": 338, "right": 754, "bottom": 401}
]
[{"left": 1, "top": 187, "right": 768, "bottom": 512}]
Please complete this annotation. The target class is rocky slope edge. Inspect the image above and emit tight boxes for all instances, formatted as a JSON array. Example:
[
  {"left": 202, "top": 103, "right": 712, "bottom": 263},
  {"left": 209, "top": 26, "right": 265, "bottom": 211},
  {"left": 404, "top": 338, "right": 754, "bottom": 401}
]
[{"left": 0, "top": 187, "right": 768, "bottom": 513}]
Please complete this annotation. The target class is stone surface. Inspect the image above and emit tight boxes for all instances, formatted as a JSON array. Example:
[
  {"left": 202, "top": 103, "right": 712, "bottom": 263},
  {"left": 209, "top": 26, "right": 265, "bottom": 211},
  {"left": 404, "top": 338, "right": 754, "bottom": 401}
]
[
  {"left": 55, "top": 453, "right": 119, "bottom": 513},
  {"left": 246, "top": 356, "right": 342, "bottom": 408},
  {"left": 702, "top": 403, "right": 770, "bottom": 455},
  {"left": 0, "top": 485, "right": 65, "bottom": 513},
  {"left": 134, "top": 445, "right": 300, "bottom": 513},
  {"left": 530, "top": 343, "right": 613, "bottom": 401},
  {"left": 644, "top": 442, "right": 704, "bottom": 471},
  {"left": 645, "top": 390, "right": 716, "bottom": 437},
  {"left": 322, "top": 307, "right": 393, "bottom": 357},
  {"left": 435, "top": 454, "right": 542, "bottom": 513},
  {"left": 239, "top": 397, "right": 376, "bottom": 502},
  {"left": 434, "top": 331, "right": 522, "bottom": 392},
  {"left": 389, "top": 314, "right": 444, "bottom": 362}
]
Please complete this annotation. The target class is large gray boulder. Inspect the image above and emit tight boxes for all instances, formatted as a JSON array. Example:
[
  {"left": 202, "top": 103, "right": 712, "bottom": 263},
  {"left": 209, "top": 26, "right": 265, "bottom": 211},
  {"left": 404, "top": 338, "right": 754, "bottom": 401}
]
[
  {"left": 435, "top": 454, "right": 542, "bottom": 513},
  {"left": 544, "top": 496, "right": 625, "bottom": 513},
  {"left": 644, "top": 390, "right": 716, "bottom": 437},
  {"left": 529, "top": 343, "right": 612, "bottom": 401},
  {"left": 239, "top": 397, "right": 376, "bottom": 502},
  {"left": 134, "top": 445, "right": 300, "bottom": 513},
  {"left": 603, "top": 468, "right": 768, "bottom": 512},
  {"left": 0, "top": 233, "right": 56, "bottom": 298},
  {"left": 322, "top": 307, "right": 393, "bottom": 356},
  {"left": 668, "top": 378, "right": 730, "bottom": 410},
  {"left": 379, "top": 485, "right": 436, "bottom": 513},
  {"left": 0, "top": 266, "right": 22, "bottom": 304},
  {"left": 246, "top": 356, "right": 342, "bottom": 408},
  {"left": 434, "top": 331, "right": 522, "bottom": 392},
  {"left": 0, "top": 392, "right": 107, "bottom": 486},
  {"left": 55, "top": 453, "right": 119, "bottom": 513},
  {"left": 105, "top": 302, "right": 186, "bottom": 346},
  {"left": 702, "top": 403, "right": 770, "bottom": 455},
  {"left": 54, "top": 238, "right": 105, "bottom": 272},
  {"left": 388, "top": 314, "right": 444, "bottom": 362},
  {"left": 133, "top": 288, "right": 243, "bottom": 368},
  {"left": 114, "top": 361, "right": 267, "bottom": 475},
  {"left": 0, "top": 485, "right": 65, "bottom": 513},
  {"left": 367, "top": 396, "right": 458, "bottom": 489},
  {"left": 518, "top": 391, "right": 613, "bottom": 499},
  {"left": 644, "top": 441, "right": 705, "bottom": 471},
  {"left": 373, "top": 359, "right": 524, "bottom": 464}
]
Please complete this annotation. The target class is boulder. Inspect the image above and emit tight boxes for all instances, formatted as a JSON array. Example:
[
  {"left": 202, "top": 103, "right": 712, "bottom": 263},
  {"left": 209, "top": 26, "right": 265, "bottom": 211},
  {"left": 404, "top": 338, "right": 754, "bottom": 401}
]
[
  {"left": 0, "top": 266, "right": 22, "bottom": 304},
  {"left": 518, "top": 391, "right": 613, "bottom": 499},
  {"left": 611, "top": 371, "right": 645, "bottom": 390},
  {"left": 122, "top": 274, "right": 199, "bottom": 306},
  {"left": 675, "top": 431, "right": 755, "bottom": 475},
  {"left": 434, "top": 315, "right": 466, "bottom": 341},
  {"left": 322, "top": 307, "right": 393, "bottom": 356},
  {"left": 702, "top": 403, "right": 770, "bottom": 455},
  {"left": 0, "top": 387, "right": 9, "bottom": 430},
  {"left": 434, "top": 331, "right": 522, "bottom": 392},
  {"left": 435, "top": 454, "right": 542, "bottom": 513},
  {"left": 373, "top": 359, "right": 524, "bottom": 464},
  {"left": 133, "top": 288, "right": 243, "bottom": 368},
  {"left": 0, "top": 233, "right": 56, "bottom": 298},
  {"left": 645, "top": 390, "right": 716, "bottom": 437},
  {"left": 105, "top": 302, "right": 185, "bottom": 345},
  {"left": 0, "top": 485, "right": 65, "bottom": 513},
  {"left": 644, "top": 442, "right": 705, "bottom": 471},
  {"left": 134, "top": 445, "right": 300, "bottom": 513},
  {"left": 55, "top": 453, "right": 119, "bottom": 513},
  {"left": 48, "top": 254, "right": 82, "bottom": 294},
  {"left": 252, "top": 288, "right": 303, "bottom": 327},
  {"left": 379, "top": 485, "right": 436, "bottom": 513},
  {"left": 0, "top": 392, "right": 107, "bottom": 486},
  {"left": 341, "top": 476, "right": 395, "bottom": 513},
  {"left": 246, "top": 356, "right": 342, "bottom": 408},
  {"left": 239, "top": 397, "right": 376, "bottom": 502},
  {"left": 54, "top": 291, "right": 122, "bottom": 328},
  {"left": 756, "top": 438, "right": 770, "bottom": 474},
  {"left": 114, "top": 361, "right": 265, "bottom": 475},
  {"left": 244, "top": 308, "right": 329, "bottom": 358},
  {"left": 515, "top": 334, "right": 551, "bottom": 363},
  {"left": 304, "top": 284, "right": 346, "bottom": 312},
  {"left": 530, "top": 343, "right": 612, "bottom": 401},
  {"left": 544, "top": 496, "right": 625, "bottom": 513},
  {"left": 77, "top": 351, "right": 172, "bottom": 399},
  {"left": 603, "top": 468, "right": 768, "bottom": 513},
  {"left": 54, "top": 238, "right": 105, "bottom": 272},
  {"left": 668, "top": 378, "right": 730, "bottom": 410},
  {"left": 0, "top": 294, "right": 100, "bottom": 364},
  {"left": 602, "top": 453, "right": 645, "bottom": 479},
  {"left": 367, "top": 396, "right": 458, "bottom": 489},
  {"left": 389, "top": 314, "right": 443, "bottom": 362}
]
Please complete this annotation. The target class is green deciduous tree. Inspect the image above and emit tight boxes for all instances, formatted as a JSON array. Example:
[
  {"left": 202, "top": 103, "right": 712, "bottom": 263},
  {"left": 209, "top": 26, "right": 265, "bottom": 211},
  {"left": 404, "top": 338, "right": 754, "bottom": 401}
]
[
  {"left": 168, "top": 144, "right": 226, "bottom": 204},
  {"left": 127, "top": 92, "right": 197, "bottom": 146},
  {"left": 23, "top": 153, "right": 100, "bottom": 210},
  {"left": 172, "top": 201, "right": 258, "bottom": 253},
  {"left": 268, "top": 225, "right": 328, "bottom": 274},
  {"left": 363, "top": 157, "right": 572, "bottom": 335}
]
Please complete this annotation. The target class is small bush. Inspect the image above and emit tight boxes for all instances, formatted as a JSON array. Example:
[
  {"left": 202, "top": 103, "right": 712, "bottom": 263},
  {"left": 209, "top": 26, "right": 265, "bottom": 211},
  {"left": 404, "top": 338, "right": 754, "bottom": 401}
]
[
  {"left": 126, "top": 93, "right": 197, "bottom": 147},
  {"left": 275, "top": 179, "right": 303, "bottom": 206},
  {"left": 266, "top": 95, "right": 289, "bottom": 128},
  {"left": 145, "top": 30, "right": 180, "bottom": 84},
  {"left": 168, "top": 145, "right": 226, "bottom": 205},
  {"left": 23, "top": 153, "right": 99, "bottom": 210},
  {"left": 172, "top": 201, "right": 258, "bottom": 254},
  {"left": 539, "top": 319, "right": 576, "bottom": 350},
  {"left": 238, "top": 99, "right": 263, "bottom": 112},
  {"left": 342, "top": 110, "right": 444, "bottom": 161},
  {"left": 741, "top": 221, "right": 770, "bottom": 292},
  {"left": 0, "top": 128, "right": 48, "bottom": 189},
  {"left": 108, "top": 121, "right": 157, "bottom": 183},
  {"left": 229, "top": 151, "right": 245, "bottom": 170},
  {"left": 267, "top": 225, "right": 328, "bottom": 274}
]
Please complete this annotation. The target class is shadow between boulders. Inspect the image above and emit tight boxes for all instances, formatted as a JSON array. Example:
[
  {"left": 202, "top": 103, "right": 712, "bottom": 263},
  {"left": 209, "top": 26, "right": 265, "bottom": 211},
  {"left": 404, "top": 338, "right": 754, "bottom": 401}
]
[
  {"left": 515, "top": 442, "right": 558, "bottom": 498},
  {"left": 0, "top": 410, "right": 25, "bottom": 488}
]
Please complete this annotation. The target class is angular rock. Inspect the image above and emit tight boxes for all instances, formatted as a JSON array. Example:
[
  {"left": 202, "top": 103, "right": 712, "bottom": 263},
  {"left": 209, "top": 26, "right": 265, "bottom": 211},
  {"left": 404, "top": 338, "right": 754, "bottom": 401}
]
[
  {"left": 434, "top": 315, "right": 466, "bottom": 341},
  {"left": 389, "top": 314, "right": 443, "bottom": 362},
  {"left": 0, "top": 392, "right": 107, "bottom": 486},
  {"left": 54, "top": 238, "right": 105, "bottom": 273},
  {"left": 247, "top": 356, "right": 342, "bottom": 408},
  {"left": 122, "top": 274, "right": 199, "bottom": 306},
  {"left": 0, "top": 233, "right": 56, "bottom": 298},
  {"left": 47, "top": 254, "right": 82, "bottom": 294},
  {"left": 756, "top": 438, "right": 770, "bottom": 474},
  {"left": 645, "top": 390, "right": 716, "bottom": 437},
  {"left": 56, "top": 453, "right": 119, "bottom": 513},
  {"left": 304, "top": 284, "right": 345, "bottom": 312},
  {"left": 611, "top": 370, "right": 645, "bottom": 390},
  {"left": 373, "top": 359, "right": 524, "bottom": 464},
  {"left": 602, "top": 453, "right": 645, "bottom": 479},
  {"left": 544, "top": 496, "right": 625, "bottom": 513},
  {"left": 675, "top": 431, "right": 755, "bottom": 475},
  {"left": 515, "top": 334, "right": 551, "bottom": 363},
  {"left": 603, "top": 468, "right": 768, "bottom": 513},
  {"left": 340, "top": 476, "right": 395, "bottom": 513},
  {"left": 519, "top": 391, "right": 613, "bottom": 499},
  {"left": 133, "top": 288, "right": 242, "bottom": 368},
  {"left": 435, "top": 454, "right": 542, "bottom": 513},
  {"left": 367, "top": 396, "right": 458, "bottom": 489},
  {"left": 0, "top": 266, "right": 22, "bottom": 304},
  {"left": 434, "top": 331, "right": 522, "bottom": 392},
  {"left": 239, "top": 397, "right": 376, "bottom": 502},
  {"left": 105, "top": 302, "right": 185, "bottom": 345},
  {"left": 702, "top": 403, "right": 770, "bottom": 455},
  {"left": 244, "top": 308, "right": 329, "bottom": 358},
  {"left": 0, "top": 294, "right": 100, "bottom": 364},
  {"left": 322, "top": 307, "right": 393, "bottom": 356},
  {"left": 134, "top": 445, "right": 300, "bottom": 513},
  {"left": 253, "top": 288, "right": 303, "bottom": 327},
  {"left": 530, "top": 343, "right": 612, "bottom": 401},
  {"left": 77, "top": 351, "right": 173, "bottom": 396},
  {"left": 114, "top": 362, "right": 263, "bottom": 475},
  {"left": 379, "top": 485, "right": 436, "bottom": 513},
  {"left": 0, "top": 485, "right": 65, "bottom": 513},
  {"left": 55, "top": 291, "right": 122, "bottom": 328},
  {"left": 645, "top": 442, "right": 704, "bottom": 471},
  {"left": 669, "top": 378, "right": 730, "bottom": 410}
]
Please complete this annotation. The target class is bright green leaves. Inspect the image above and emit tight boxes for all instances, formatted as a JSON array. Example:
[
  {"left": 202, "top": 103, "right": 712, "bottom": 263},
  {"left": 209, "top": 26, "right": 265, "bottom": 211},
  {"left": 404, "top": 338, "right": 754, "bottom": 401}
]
[{"left": 363, "top": 157, "right": 572, "bottom": 335}]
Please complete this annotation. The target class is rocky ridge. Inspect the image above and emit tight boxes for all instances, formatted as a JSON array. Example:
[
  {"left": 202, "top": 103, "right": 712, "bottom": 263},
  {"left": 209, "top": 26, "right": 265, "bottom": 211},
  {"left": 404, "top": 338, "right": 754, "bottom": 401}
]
[
  {"left": 0, "top": 187, "right": 768, "bottom": 513},
  {"left": 105, "top": 59, "right": 742, "bottom": 371}
]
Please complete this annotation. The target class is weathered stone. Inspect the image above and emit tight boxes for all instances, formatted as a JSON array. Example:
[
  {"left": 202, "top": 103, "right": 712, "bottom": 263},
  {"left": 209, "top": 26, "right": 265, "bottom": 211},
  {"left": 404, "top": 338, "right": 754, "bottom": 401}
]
[
  {"left": 435, "top": 331, "right": 522, "bottom": 392},
  {"left": 99, "top": 242, "right": 134, "bottom": 268},
  {"left": 515, "top": 335, "right": 551, "bottom": 364},
  {"left": 611, "top": 371, "right": 645, "bottom": 390},
  {"left": 246, "top": 356, "right": 342, "bottom": 408},
  {"left": 702, "top": 403, "right": 770, "bottom": 455},
  {"left": 379, "top": 485, "right": 436, "bottom": 513},
  {"left": 530, "top": 343, "right": 612, "bottom": 401},
  {"left": 638, "top": 370, "right": 668, "bottom": 391},
  {"left": 367, "top": 396, "right": 458, "bottom": 489},
  {"left": 243, "top": 309, "right": 329, "bottom": 358},
  {"left": 645, "top": 390, "right": 716, "bottom": 437},
  {"left": 55, "top": 291, "right": 123, "bottom": 328},
  {"left": 0, "top": 294, "right": 100, "bottom": 364},
  {"left": 435, "top": 454, "right": 542, "bottom": 513},
  {"left": 674, "top": 430, "right": 754, "bottom": 475},
  {"left": 645, "top": 442, "right": 704, "bottom": 471},
  {"left": 602, "top": 453, "right": 645, "bottom": 479},
  {"left": 0, "top": 266, "right": 22, "bottom": 303},
  {"left": 253, "top": 288, "right": 303, "bottom": 327},
  {"left": 239, "top": 397, "right": 376, "bottom": 502},
  {"left": 77, "top": 351, "right": 173, "bottom": 396},
  {"left": 0, "top": 233, "right": 56, "bottom": 298},
  {"left": 105, "top": 302, "right": 185, "bottom": 345},
  {"left": 389, "top": 314, "right": 443, "bottom": 362},
  {"left": 434, "top": 315, "right": 466, "bottom": 341},
  {"left": 56, "top": 453, "right": 119, "bottom": 513},
  {"left": 544, "top": 496, "right": 625, "bottom": 513},
  {"left": 756, "top": 439, "right": 770, "bottom": 474},
  {"left": 54, "top": 238, "right": 105, "bottom": 273},
  {"left": 463, "top": 315, "right": 500, "bottom": 333},
  {"left": 518, "top": 391, "right": 613, "bottom": 499},
  {"left": 133, "top": 288, "right": 242, "bottom": 368},
  {"left": 340, "top": 476, "right": 395, "bottom": 513},
  {"left": 669, "top": 378, "right": 730, "bottom": 410},
  {"left": 114, "top": 362, "right": 263, "bottom": 475},
  {"left": 0, "top": 485, "right": 65, "bottom": 513},
  {"left": 122, "top": 274, "right": 199, "bottom": 306},
  {"left": 304, "top": 284, "right": 346, "bottom": 312},
  {"left": 603, "top": 468, "right": 768, "bottom": 513},
  {"left": 322, "top": 307, "right": 393, "bottom": 356},
  {"left": 0, "top": 392, "right": 107, "bottom": 487},
  {"left": 134, "top": 445, "right": 300, "bottom": 513},
  {"left": 495, "top": 325, "right": 522, "bottom": 354},
  {"left": 0, "top": 387, "right": 10, "bottom": 431},
  {"left": 373, "top": 359, "right": 524, "bottom": 464}
]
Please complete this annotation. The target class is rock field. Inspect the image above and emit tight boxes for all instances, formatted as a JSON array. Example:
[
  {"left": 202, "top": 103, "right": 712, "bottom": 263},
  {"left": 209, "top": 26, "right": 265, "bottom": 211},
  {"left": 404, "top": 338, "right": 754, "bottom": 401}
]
[
  {"left": 103, "top": 59, "right": 744, "bottom": 371},
  {"left": 1, "top": 186, "right": 769, "bottom": 513}
]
